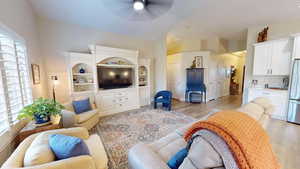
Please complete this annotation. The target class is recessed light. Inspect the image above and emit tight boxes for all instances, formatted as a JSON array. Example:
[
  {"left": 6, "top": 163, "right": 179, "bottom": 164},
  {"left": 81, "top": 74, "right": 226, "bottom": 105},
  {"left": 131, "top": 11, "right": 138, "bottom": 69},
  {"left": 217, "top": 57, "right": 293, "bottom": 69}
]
[{"left": 133, "top": 0, "right": 144, "bottom": 11}]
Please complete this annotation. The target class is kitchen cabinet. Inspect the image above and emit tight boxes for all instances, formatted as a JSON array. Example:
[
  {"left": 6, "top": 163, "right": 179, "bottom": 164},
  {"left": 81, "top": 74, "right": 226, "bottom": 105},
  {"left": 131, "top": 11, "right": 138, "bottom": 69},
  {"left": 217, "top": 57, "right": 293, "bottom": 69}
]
[
  {"left": 253, "top": 39, "right": 291, "bottom": 76},
  {"left": 248, "top": 88, "right": 288, "bottom": 120}
]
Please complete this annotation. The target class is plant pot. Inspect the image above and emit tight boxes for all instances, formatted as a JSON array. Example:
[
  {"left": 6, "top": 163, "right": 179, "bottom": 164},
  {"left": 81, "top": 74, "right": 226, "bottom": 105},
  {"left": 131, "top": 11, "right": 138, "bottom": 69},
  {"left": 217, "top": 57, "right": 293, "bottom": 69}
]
[{"left": 34, "top": 114, "right": 50, "bottom": 125}]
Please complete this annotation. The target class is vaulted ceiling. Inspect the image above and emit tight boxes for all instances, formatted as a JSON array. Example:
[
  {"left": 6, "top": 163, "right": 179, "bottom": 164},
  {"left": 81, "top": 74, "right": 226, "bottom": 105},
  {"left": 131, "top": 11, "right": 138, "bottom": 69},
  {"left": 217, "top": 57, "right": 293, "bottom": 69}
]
[{"left": 28, "top": 0, "right": 300, "bottom": 41}]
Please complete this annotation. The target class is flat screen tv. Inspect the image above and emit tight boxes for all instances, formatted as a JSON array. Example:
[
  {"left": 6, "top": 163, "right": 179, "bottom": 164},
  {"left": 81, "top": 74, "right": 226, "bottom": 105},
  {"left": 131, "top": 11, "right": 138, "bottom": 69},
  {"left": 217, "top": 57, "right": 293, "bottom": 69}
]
[{"left": 97, "top": 67, "right": 133, "bottom": 89}]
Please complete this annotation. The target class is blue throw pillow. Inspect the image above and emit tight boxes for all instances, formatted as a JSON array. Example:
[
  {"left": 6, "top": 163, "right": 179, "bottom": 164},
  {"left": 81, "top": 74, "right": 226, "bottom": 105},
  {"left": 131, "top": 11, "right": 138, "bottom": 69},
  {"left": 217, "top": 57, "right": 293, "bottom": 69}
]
[
  {"left": 72, "top": 98, "right": 92, "bottom": 114},
  {"left": 49, "top": 134, "right": 90, "bottom": 160},
  {"left": 167, "top": 148, "right": 188, "bottom": 169}
]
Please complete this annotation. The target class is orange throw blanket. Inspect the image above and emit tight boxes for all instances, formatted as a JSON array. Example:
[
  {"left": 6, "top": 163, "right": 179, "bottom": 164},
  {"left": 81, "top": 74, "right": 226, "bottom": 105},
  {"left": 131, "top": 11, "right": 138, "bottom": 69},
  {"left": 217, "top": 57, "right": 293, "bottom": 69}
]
[{"left": 184, "top": 111, "right": 280, "bottom": 169}]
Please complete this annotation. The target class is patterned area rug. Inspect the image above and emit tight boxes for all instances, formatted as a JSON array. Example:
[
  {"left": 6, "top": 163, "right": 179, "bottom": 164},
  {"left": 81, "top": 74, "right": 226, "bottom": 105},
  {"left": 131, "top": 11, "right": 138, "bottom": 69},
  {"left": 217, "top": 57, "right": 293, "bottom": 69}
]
[{"left": 91, "top": 108, "right": 195, "bottom": 169}]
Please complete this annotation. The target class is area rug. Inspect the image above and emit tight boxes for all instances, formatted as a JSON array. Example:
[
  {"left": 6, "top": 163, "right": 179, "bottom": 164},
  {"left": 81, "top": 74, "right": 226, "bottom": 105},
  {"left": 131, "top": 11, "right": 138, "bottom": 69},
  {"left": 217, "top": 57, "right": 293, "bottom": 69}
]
[{"left": 92, "top": 108, "right": 195, "bottom": 169}]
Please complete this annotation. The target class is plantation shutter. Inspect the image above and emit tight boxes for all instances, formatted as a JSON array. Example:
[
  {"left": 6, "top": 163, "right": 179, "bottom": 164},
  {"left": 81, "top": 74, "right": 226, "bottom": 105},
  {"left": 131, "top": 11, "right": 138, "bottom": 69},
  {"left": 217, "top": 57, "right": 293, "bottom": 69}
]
[{"left": 0, "top": 33, "right": 32, "bottom": 133}]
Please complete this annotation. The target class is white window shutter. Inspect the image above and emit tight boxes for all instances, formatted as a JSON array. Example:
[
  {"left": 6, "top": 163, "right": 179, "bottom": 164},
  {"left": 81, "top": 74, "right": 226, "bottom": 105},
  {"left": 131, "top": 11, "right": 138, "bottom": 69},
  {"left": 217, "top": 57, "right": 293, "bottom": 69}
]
[{"left": 0, "top": 33, "right": 33, "bottom": 132}]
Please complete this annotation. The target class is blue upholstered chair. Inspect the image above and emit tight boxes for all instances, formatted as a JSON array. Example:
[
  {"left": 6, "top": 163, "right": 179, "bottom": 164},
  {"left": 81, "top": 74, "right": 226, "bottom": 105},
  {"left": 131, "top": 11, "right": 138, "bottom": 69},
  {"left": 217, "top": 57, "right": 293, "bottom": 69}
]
[{"left": 154, "top": 90, "right": 172, "bottom": 111}]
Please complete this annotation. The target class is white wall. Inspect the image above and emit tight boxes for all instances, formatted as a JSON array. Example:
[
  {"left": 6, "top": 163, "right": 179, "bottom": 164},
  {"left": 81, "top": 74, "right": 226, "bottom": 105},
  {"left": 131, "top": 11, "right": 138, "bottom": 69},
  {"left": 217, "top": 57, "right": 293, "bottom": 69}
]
[
  {"left": 243, "top": 21, "right": 300, "bottom": 103},
  {"left": 37, "top": 18, "right": 157, "bottom": 103},
  {"left": 153, "top": 38, "right": 168, "bottom": 93},
  {"left": 0, "top": 0, "right": 47, "bottom": 98},
  {"left": 0, "top": 0, "right": 47, "bottom": 165}
]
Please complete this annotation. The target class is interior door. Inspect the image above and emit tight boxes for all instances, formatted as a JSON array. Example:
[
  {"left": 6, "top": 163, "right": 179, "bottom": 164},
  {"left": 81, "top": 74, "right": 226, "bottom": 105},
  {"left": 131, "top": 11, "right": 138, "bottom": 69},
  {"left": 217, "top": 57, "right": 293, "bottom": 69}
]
[
  {"left": 271, "top": 39, "right": 291, "bottom": 75},
  {"left": 253, "top": 44, "right": 272, "bottom": 75}
]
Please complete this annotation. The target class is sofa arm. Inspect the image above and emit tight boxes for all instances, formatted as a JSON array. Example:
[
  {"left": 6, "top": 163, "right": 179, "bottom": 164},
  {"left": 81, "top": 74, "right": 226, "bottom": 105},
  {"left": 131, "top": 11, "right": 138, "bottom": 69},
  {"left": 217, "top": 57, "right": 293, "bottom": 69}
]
[
  {"left": 22, "top": 156, "right": 96, "bottom": 169},
  {"left": 128, "top": 143, "right": 170, "bottom": 169},
  {"left": 61, "top": 110, "right": 76, "bottom": 128}
]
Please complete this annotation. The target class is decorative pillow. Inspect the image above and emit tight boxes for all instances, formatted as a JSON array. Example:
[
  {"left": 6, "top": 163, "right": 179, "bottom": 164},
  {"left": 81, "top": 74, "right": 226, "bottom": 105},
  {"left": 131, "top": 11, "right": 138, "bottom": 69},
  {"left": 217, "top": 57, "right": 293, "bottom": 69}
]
[
  {"left": 24, "top": 133, "right": 55, "bottom": 167},
  {"left": 49, "top": 134, "right": 90, "bottom": 160},
  {"left": 167, "top": 148, "right": 189, "bottom": 169},
  {"left": 72, "top": 98, "right": 92, "bottom": 114}
]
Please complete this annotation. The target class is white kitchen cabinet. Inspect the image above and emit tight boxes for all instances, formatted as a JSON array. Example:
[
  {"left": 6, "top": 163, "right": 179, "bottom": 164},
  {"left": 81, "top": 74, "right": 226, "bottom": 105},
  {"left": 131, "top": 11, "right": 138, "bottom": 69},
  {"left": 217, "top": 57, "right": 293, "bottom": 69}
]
[
  {"left": 253, "top": 39, "right": 291, "bottom": 76},
  {"left": 248, "top": 88, "right": 288, "bottom": 120},
  {"left": 253, "top": 43, "right": 272, "bottom": 75},
  {"left": 272, "top": 39, "right": 291, "bottom": 75}
]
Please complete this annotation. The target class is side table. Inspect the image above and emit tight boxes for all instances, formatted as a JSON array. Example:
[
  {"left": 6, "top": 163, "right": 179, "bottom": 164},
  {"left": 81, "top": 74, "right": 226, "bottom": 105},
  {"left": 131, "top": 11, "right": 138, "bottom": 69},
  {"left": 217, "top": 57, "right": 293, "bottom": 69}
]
[{"left": 17, "top": 119, "right": 62, "bottom": 144}]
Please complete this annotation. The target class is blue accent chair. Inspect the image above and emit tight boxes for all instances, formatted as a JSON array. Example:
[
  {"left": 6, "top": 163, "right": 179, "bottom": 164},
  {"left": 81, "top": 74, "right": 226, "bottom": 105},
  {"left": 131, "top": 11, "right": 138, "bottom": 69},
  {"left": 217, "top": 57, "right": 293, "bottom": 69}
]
[{"left": 154, "top": 90, "right": 172, "bottom": 111}]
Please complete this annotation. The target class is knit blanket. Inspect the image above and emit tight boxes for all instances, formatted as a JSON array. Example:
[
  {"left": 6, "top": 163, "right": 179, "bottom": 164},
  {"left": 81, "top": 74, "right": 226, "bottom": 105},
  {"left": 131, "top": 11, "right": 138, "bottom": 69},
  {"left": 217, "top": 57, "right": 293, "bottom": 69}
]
[{"left": 184, "top": 111, "right": 280, "bottom": 169}]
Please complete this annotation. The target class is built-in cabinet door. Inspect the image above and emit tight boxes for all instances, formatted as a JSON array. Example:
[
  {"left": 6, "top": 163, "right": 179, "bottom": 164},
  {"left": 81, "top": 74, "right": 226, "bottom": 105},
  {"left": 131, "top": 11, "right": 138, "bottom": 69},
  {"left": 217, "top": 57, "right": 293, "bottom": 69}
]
[
  {"left": 253, "top": 43, "right": 272, "bottom": 75},
  {"left": 271, "top": 39, "right": 291, "bottom": 75}
]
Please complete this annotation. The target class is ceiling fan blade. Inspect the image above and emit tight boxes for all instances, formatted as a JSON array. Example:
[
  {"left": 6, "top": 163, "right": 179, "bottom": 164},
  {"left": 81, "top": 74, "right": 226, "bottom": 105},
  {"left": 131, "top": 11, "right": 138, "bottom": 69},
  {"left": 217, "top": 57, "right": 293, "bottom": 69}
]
[
  {"left": 145, "top": 3, "right": 172, "bottom": 18},
  {"left": 147, "top": 0, "right": 174, "bottom": 7}
]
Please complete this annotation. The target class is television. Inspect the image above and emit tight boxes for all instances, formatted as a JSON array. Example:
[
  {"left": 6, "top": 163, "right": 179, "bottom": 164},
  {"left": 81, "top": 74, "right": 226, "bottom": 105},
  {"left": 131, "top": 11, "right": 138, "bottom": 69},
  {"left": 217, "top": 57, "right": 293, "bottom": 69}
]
[{"left": 97, "top": 67, "right": 133, "bottom": 89}]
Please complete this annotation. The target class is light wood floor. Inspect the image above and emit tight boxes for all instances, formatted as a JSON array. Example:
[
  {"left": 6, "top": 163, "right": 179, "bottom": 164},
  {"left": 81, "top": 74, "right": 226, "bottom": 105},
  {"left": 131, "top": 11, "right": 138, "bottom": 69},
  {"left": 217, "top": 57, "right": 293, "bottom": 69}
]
[{"left": 172, "top": 95, "right": 300, "bottom": 169}]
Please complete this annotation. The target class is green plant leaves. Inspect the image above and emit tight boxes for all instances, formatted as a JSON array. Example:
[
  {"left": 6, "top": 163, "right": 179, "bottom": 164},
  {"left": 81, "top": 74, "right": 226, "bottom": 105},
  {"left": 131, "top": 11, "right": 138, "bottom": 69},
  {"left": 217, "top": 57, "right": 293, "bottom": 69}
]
[{"left": 18, "top": 98, "right": 65, "bottom": 120}]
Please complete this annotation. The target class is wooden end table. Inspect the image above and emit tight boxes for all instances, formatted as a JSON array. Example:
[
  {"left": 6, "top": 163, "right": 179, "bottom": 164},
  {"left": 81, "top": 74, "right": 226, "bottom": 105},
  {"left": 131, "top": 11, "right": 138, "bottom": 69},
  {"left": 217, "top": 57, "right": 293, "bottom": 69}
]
[{"left": 17, "top": 118, "right": 63, "bottom": 144}]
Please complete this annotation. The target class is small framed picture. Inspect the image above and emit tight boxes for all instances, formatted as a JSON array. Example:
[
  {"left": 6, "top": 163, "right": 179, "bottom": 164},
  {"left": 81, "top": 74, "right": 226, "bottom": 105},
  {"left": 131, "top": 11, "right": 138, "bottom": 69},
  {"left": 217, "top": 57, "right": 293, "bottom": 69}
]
[{"left": 31, "top": 64, "right": 40, "bottom": 84}]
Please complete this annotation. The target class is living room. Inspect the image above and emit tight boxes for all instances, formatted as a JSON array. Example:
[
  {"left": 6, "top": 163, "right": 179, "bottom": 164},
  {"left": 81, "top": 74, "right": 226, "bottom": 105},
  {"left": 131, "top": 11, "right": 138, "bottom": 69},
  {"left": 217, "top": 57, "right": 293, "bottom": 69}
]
[{"left": 0, "top": 0, "right": 300, "bottom": 169}]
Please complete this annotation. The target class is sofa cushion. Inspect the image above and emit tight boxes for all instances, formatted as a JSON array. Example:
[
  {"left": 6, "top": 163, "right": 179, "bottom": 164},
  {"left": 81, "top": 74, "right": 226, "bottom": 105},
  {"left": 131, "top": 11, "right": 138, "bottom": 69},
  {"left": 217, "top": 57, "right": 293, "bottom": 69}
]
[
  {"left": 76, "top": 109, "right": 98, "bottom": 123},
  {"left": 49, "top": 134, "right": 90, "bottom": 160},
  {"left": 73, "top": 98, "right": 92, "bottom": 114},
  {"left": 149, "top": 133, "right": 186, "bottom": 162},
  {"left": 179, "top": 135, "right": 223, "bottom": 169},
  {"left": 23, "top": 133, "right": 55, "bottom": 167},
  {"left": 251, "top": 97, "right": 274, "bottom": 115},
  {"left": 237, "top": 102, "right": 265, "bottom": 121}
]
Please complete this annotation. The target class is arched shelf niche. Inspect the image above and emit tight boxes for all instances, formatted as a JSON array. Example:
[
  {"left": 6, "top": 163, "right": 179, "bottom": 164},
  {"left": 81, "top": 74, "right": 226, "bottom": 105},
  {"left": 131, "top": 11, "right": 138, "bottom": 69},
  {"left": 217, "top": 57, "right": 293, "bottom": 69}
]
[
  {"left": 138, "top": 66, "right": 148, "bottom": 86},
  {"left": 97, "top": 57, "right": 134, "bottom": 66},
  {"left": 72, "top": 63, "right": 95, "bottom": 92}
]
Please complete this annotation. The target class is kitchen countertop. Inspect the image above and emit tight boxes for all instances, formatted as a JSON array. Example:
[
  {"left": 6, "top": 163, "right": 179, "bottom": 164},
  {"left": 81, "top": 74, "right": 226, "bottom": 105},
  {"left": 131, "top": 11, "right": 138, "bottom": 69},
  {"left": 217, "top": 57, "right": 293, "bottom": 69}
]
[{"left": 249, "top": 87, "right": 288, "bottom": 92}]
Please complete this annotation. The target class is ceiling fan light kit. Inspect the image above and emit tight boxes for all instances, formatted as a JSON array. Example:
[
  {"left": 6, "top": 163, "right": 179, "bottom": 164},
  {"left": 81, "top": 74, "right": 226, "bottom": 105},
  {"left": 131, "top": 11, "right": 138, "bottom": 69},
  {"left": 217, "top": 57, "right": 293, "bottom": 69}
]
[
  {"left": 102, "top": 0, "right": 173, "bottom": 21},
  {"left": 133, "top": 0, "right": 145, "bottom": 11}
]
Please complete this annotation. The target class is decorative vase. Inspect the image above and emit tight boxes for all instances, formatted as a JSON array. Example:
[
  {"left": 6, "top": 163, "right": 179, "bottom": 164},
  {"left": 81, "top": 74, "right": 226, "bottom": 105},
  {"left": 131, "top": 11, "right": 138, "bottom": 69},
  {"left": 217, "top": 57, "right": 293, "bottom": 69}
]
[
  {"left": 34, "top": 114, "right": 50, "bottom": 125},
  {"left": 79, "top": 67, "right": 85, "bottom": 73}
]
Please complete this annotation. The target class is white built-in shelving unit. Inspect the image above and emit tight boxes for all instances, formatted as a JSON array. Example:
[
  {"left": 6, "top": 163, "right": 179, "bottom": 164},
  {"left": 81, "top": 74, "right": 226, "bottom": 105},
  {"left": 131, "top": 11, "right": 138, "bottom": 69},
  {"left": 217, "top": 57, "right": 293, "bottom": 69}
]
[{"left": 66, "top": 45, "right": 143, "bottom": 117}]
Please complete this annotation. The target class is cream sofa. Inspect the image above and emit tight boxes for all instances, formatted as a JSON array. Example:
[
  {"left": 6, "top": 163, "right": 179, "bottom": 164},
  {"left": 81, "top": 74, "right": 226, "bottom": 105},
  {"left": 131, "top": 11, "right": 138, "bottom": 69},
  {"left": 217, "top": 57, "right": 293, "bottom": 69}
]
[
  {"left": 1, "top": 127, "right": 108, "bottom": 169},
  {"left": 128, "top": 97, "right": 274, "bottom": 169},
  {"left": 62, "top": 102, "right": 99, "bottom": 130}
]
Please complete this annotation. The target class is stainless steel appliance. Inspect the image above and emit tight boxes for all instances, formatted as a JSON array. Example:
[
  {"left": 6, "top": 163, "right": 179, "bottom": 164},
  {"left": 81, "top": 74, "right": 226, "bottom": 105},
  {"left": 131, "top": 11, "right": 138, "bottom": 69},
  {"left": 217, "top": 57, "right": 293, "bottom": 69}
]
[{"left": 287, "top": 59, "right": 300, "bottom": 124}]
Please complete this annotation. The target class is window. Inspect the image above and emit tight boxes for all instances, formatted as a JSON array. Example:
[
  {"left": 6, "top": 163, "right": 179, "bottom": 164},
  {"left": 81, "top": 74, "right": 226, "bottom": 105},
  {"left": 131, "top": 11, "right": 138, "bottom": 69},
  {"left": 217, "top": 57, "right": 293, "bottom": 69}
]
[{"left": 0, "top": 33, "right": 33, "bottom": 134}]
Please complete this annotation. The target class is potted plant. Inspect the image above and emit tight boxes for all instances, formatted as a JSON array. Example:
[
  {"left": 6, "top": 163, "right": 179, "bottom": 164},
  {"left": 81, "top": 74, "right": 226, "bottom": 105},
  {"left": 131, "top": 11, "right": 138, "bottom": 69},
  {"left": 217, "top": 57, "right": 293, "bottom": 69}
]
[{"left": 18, "top": 98, "right": 64, "bottom": 125}]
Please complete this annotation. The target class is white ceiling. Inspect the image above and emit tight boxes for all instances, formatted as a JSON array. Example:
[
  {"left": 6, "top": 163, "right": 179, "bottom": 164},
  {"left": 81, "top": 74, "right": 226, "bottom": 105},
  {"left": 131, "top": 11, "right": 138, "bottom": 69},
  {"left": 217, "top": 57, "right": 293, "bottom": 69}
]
[{"left": 28, "top": 0, "right": 300, "bottom": 41}]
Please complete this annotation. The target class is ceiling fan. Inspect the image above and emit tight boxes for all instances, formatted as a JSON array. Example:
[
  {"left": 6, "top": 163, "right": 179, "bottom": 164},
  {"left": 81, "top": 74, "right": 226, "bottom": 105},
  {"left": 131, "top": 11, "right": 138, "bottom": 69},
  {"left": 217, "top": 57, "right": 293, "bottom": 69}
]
[{"left": 102, "top": 0, "right": 174, "bottom": 21}]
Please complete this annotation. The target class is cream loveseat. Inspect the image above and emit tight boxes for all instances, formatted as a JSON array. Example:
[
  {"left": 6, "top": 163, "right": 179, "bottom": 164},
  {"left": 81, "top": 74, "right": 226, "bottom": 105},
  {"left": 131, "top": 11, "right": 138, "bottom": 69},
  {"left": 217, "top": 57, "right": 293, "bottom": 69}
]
[
  {"left": 1, "top": 127, "right": 108, "bottom": 169},
  {"left": 128, "top": 97, "right": 274, "bottom": 169}
]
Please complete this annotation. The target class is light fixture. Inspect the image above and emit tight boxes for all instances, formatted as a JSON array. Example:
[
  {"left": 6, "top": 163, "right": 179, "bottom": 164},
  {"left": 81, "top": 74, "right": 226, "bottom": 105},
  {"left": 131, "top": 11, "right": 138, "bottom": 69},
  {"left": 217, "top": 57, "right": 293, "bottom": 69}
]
[
  {"left": 133, "top": 0, "right": 144, "bottom": 11},
  {"left": 109, "top": 71, "right": 115, "bottom": 77},
  {"left": 123, "top": 71, "right": 129, "bottom": 77}
]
